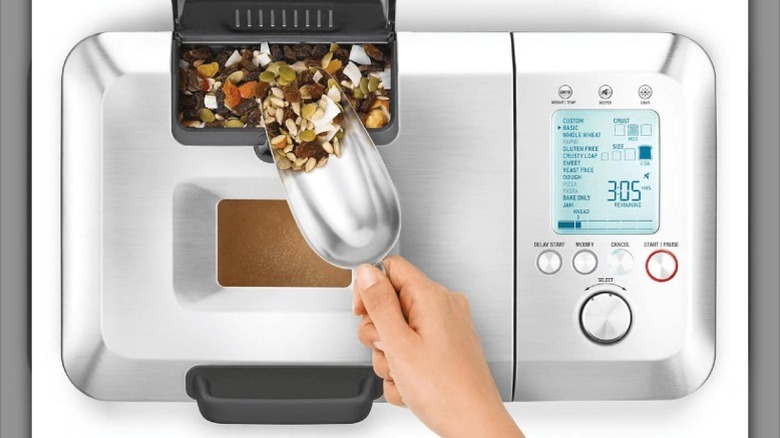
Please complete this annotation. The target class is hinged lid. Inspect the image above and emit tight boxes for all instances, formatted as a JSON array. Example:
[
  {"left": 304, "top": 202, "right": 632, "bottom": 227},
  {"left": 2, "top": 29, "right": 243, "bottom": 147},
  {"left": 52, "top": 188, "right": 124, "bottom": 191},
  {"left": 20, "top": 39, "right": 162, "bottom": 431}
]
[{"left": 173, "top": 0, "right": 395, "bottom": 43}]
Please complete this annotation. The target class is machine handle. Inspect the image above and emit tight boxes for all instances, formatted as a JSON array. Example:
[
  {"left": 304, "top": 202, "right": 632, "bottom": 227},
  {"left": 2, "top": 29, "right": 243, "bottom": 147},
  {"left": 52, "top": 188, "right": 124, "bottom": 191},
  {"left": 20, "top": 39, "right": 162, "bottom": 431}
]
[{"left": 186, "top": 366, "right": 382, "bottom": 424}]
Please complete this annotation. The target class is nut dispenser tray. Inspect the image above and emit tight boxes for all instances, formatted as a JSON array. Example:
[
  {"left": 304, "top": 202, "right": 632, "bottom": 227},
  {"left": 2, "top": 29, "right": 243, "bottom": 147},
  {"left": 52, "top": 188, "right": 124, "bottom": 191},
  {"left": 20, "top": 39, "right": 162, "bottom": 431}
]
[{"left": 62, "top": 32, "right": 515, "bottom": 402}]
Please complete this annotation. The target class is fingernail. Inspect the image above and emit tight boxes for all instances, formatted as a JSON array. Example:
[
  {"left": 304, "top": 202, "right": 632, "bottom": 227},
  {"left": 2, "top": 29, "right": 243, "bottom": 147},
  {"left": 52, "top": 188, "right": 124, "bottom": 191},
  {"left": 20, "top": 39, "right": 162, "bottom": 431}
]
[
  {"left": 373, "top": 341, "right": 384, "bottom": 351},
  {"left": 357, "top": 264, "right": 378, "bottom": 289}
]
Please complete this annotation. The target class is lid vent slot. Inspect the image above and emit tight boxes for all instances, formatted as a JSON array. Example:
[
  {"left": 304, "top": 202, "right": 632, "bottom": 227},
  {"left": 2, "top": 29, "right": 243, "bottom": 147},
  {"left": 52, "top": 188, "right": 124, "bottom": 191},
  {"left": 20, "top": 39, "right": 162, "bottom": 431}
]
[{"left": 232, "top": 8, "right": 335, "bottom": 31}]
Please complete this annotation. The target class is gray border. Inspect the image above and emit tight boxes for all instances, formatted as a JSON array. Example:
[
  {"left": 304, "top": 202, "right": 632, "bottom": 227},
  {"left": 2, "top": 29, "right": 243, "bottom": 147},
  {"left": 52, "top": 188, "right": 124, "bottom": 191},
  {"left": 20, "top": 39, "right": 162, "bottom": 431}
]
[
  {"left": 749, "top": 0, "right": 780, "bottom": 436},
  {"left": 0, "top": 0, "right": 32, "bottom": 436}
]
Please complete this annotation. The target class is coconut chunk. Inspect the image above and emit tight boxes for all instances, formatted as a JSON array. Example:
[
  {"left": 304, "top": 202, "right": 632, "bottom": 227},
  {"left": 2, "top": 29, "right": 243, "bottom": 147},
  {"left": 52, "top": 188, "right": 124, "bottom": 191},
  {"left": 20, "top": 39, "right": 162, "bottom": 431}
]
[
  {"left": 225, "top": 50, "right": 242, "bottom": 68},
  {"left": 349, "top": 45, "right": 372, "bottom": 65},
  {"left": 312, "top": 70, "right": 323, "bottom": 84},
  {"left": 310, "top": 95, "right": 342, "bottom": 129},
  {"left": 343, "top": 62, "right": 363, "bottom": 87},
  {"left": 260, "top": 42, "right": 271, "bottom": 54},
  {"left": 204, "top": 94, "right": 218, "bottom": 109}
]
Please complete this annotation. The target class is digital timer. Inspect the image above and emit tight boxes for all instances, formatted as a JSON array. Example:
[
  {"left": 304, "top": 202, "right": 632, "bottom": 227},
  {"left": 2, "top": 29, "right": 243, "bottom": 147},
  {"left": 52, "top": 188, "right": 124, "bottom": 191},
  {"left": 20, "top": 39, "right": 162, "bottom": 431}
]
[{"left": 551, "top": 109, "right": 660, "bottom": 235}]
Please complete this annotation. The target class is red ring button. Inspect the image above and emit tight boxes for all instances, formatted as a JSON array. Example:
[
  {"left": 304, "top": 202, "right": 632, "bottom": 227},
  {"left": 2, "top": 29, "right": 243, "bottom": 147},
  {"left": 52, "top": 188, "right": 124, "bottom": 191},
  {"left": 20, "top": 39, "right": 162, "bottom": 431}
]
[{"left": 645, "top": 249, "right": 678, "bottom": 282}]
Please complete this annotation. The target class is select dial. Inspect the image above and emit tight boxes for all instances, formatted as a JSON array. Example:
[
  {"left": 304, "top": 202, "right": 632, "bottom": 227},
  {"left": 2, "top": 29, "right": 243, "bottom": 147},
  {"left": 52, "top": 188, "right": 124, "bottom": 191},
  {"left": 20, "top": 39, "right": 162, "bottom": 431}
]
[{"left": 580, "top": 292, "right": 632, "bottom": 344}]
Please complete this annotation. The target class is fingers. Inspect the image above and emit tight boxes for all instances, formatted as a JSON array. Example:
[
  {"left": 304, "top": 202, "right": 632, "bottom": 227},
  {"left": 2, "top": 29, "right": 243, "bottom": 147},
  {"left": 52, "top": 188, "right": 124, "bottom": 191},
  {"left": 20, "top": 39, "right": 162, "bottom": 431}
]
[
  {"left": 383, "top": 380, "right": 405, "bottom": 407},
  {"left": 357, "top": 316, "right": 379, "bottom": 347},
  {"left": 372, "top": 349, "right": 391, "bottom": 380},
  {"left": 354, "top": 264, "right": 413, "bottom": 348},
  {"left": 383, "top": 255, "right": 432, "bottom": 292}
]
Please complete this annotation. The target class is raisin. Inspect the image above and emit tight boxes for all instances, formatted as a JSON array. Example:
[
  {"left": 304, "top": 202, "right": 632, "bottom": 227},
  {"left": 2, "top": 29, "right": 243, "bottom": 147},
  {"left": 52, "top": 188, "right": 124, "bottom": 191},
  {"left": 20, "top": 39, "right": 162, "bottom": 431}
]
[
  {"left": 338, "top": 48, "right": 352, "bottom": 62},
  {"left": 180, "top": 92, "right": 202, "bottom": 110},
  {"left": 283, "top": 45, "right": 297, "bottom": 63},
  {"left": 294, "top": 44, "right": 313, "bottom": 60},
  {"left": 266, "top": 121, "right": 282, "bottom": 139},
  {"left": 363, "top": 44, "right": 384, "bottom": 61},
  {"left": 333, "top": 112, "right": 344, "bottom": 124},
  {"left": 270, "top": 45, "right": 284, "bottom": 62},
  {"left": 240, "top": 59, "right": 258, "bottom": 71},
  {"left": 182, "top": 46, "right": 212, "bottom": 63},
  {"left": 298, "top": 69, "right": 315, "bottom": 85},
  {"left": 359, "top": 94, "right": 377, "bottom": 113},
  {"left": 234, "top": 98, "right": 257, "bottom": 116},
  {"left": 304, "top": 58, "right": 320, "bottom": 68},
  {"left": 204, "top": 121, "right": 221, "bottom": 128},
  {"left": 214, "top": 48, "right": 234, "bottom": 66},
  {"left": 255, "top": 80, "right": 271, "bottom": 99},
  {"left": 243, "top": 68, "right": 260, "bottom": 82},
  {"left": 283, "top": 106, "right": 297, "bottom": 122},
  {"left": 311, "top": 44, "right": 328, "bottom": 58},
  {"left": 182, "top": 109, "right": 200, "bottom": 120},
  {"left": 283, "top": 86, "right": 301, "bottom": 103},
  {"left": 294, "top": 140, "right": 325, "bottom": 159},
  {"left": 246, "top": 108, "right": 263, "bottom": 127},
  {"left": 185, "top": 69, "right": 202, "bottom": 92},
  {"left": 357, "top": 111, "right": 369, "bottom": 124},
  {"left": 301, "top": 83, "right": 325, "bottom": 100}
]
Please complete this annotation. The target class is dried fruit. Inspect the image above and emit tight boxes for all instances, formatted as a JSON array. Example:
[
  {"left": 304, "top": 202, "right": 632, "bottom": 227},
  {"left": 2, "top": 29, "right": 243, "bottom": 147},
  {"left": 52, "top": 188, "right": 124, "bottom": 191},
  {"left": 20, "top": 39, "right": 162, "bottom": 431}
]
[
  {"left": 196, "top": 62, "right": 219, "bottom": 78},
  {"left": 363, "top": 44, "right": 384, "bottom": 61},
  {"left": 238, "top": 81, "right": 258, "bottom": 98},
  {"left": 324, "top": 59, "right": 343, "bottom": 75},
  {"left": 299, "top": 130, "right": 316, "bottom": 142},
  {"left": 222, "top": 80, "right": 242, "bottom": 109}
]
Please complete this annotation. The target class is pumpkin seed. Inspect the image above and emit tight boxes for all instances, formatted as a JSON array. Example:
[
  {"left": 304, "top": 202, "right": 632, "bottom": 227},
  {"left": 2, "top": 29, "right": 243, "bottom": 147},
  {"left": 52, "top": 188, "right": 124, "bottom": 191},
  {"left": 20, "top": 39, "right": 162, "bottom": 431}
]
[
  {"left": 198, "top": 108, "right": 215, "bottom": 123},
  {"left": 259, "top": 71, "right": 277, "bottom": 83},
  {"left": 329, "top": 43, "right": 339, "bottom": 52},
  {"left": 279, "top": 65, "right": 296, "bottom": 83},
  {"left": 320, "top": 52, "right": 333, "bottom": 69},
  {"left": 353, "top": 87, "right": 364, "bottom": 99},
  {"left": 359, "top": 77, "right": 369, "bottom": 95},
  {"left": 368, "top": 76, "right": 380, "bottom": 93},
  {"left": 224, "top": 119, "right": 244, "bottom": 128},
  {"left": 227, "top": 70, "right": 244, "bottom": 84}
]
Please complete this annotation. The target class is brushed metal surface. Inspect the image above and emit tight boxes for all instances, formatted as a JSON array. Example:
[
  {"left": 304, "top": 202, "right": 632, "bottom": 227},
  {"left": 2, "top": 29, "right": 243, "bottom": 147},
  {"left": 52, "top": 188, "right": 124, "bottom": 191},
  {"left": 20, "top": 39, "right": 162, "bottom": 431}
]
[
  {"left": 62, "top": 32, "right": 515, "bottom": 401},
  {"left": 513, "top": 33, "right": 716, "bottom": 400}
]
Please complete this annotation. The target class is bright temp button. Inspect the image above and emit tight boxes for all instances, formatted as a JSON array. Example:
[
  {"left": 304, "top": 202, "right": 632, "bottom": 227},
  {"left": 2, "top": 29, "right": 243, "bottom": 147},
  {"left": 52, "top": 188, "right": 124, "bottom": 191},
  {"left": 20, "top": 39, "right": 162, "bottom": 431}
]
[
  {"left": 608, "top": 249, "right": 634, "bottom": 275},
  {"left": 573, "top": 250, "right": 598, "bottom": 275},
  {"left": 537, "top": 250, "right": 562, "bottom": 275},
  {"left": 646, "top": 249, "right": 678, "bottom": 282}
]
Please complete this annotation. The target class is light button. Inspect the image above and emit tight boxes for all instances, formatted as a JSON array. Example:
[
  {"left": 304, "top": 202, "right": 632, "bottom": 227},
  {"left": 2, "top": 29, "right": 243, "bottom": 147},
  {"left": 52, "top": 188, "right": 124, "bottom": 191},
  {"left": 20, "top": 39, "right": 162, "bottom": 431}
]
[
  {"left": 608, "top": 249, "right": 634, "bottom": 275},
  {"left": 573, "top": 249, "right": 598, "bottom": 275},
  {"left": 646, "top": 250, "right": 678, "bottom": 282},
  {"left": 581, "top": 292, "right": 632, "bottom": 344},
  {"left": 537, "top": 250, "right": 562, "bottom": 275}
]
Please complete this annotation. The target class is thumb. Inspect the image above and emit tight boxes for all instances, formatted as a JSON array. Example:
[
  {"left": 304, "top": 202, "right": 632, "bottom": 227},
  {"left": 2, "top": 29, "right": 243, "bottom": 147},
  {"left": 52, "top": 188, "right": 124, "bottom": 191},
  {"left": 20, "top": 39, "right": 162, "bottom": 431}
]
[{"left": 355, "top": 264, "right": 413, "bottom": 349}]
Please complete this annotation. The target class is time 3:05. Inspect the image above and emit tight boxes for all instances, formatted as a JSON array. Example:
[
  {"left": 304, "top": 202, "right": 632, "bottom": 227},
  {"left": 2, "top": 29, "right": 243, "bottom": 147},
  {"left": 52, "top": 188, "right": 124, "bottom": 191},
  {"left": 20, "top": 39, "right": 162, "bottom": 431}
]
[{"left": 607, "top": 180, "right": 642, "bottom": 202}]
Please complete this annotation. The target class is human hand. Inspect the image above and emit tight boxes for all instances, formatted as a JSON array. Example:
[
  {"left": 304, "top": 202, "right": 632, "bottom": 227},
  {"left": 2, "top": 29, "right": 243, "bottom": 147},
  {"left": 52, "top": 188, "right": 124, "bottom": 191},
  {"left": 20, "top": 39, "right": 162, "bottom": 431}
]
[{"left": 353, "top": 256, "right": 524, "bottom": 438}]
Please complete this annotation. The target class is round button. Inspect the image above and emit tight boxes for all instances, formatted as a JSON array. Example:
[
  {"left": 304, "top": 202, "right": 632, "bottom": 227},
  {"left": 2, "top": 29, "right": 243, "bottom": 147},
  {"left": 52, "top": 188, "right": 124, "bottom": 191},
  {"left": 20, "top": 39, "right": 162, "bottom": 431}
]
[
  {"left": 536, "top": 250, "right": 562, "bottom": 275},
  {"left": 608, "top": 249, "right": 634, "bottom": 275},
  {"left": 646, "top": 249, "right": 678, "bottom": 282},
  {"left": 580, "top": 292, "right": 632, "bottom": 344},
  {"left": 638, "top": 84, "right": 653, "bottom": 99},
  {"left": 598, "top": 84, "right": 613, "bottom": 99},
  {"left": 572, "top": 249, "right": 598, "bottom": 275},
  {"left": 558, "top": 84, "right": 573, "bottom": 100}
]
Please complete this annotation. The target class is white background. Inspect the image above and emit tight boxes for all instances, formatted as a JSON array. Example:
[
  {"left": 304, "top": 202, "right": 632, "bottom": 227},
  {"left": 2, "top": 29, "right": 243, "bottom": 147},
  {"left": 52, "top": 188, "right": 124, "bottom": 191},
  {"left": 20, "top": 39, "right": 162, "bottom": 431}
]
[{"left": 32, "top": 0, "right": 747, "bottom": 436}]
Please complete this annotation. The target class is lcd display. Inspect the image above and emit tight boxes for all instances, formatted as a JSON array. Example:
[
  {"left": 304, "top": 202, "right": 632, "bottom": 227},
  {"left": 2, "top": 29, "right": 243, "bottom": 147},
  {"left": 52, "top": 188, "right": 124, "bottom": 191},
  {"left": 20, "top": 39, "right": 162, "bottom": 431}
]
[{"left": 552, "top": 109, "right": 659, "bottom": 235}]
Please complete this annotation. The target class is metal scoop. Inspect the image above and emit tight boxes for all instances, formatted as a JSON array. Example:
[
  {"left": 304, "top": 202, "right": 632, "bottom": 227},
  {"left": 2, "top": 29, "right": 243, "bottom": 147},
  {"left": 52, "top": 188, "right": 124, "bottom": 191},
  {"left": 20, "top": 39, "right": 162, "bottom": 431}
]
[{"left": 265, "top": 80, "right": 401, "bottom": 270}]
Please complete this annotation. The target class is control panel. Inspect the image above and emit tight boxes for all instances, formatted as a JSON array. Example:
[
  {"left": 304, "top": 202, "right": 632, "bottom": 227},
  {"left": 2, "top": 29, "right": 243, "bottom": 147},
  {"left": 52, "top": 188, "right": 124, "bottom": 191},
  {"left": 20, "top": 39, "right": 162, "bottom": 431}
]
[{"left": 513, "top": 33, "right": 715, "bottom": 401}]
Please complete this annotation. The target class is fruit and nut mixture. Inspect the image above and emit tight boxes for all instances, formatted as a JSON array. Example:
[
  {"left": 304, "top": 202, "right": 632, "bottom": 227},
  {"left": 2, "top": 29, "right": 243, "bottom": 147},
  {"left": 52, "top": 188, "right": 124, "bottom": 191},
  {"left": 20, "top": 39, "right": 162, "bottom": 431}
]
[
  {"left": 264, "top": 66, "right": 347, "bottom": 172},
  {"left": 177, "top": 43, "right": 392, "bottom": 132}
]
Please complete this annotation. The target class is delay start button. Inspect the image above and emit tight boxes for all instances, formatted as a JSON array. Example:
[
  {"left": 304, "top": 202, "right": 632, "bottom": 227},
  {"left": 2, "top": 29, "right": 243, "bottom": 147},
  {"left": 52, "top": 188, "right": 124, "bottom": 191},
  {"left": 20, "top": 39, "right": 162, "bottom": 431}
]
[
  {"left": 536, "top": 250, "right": 562, "bottom": 275},
  {"left": 646, "top": 249, "right": 678, "bottom": 282},
  {"left": 580, "top": 292, "right": 632, "bottom": 344}
]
